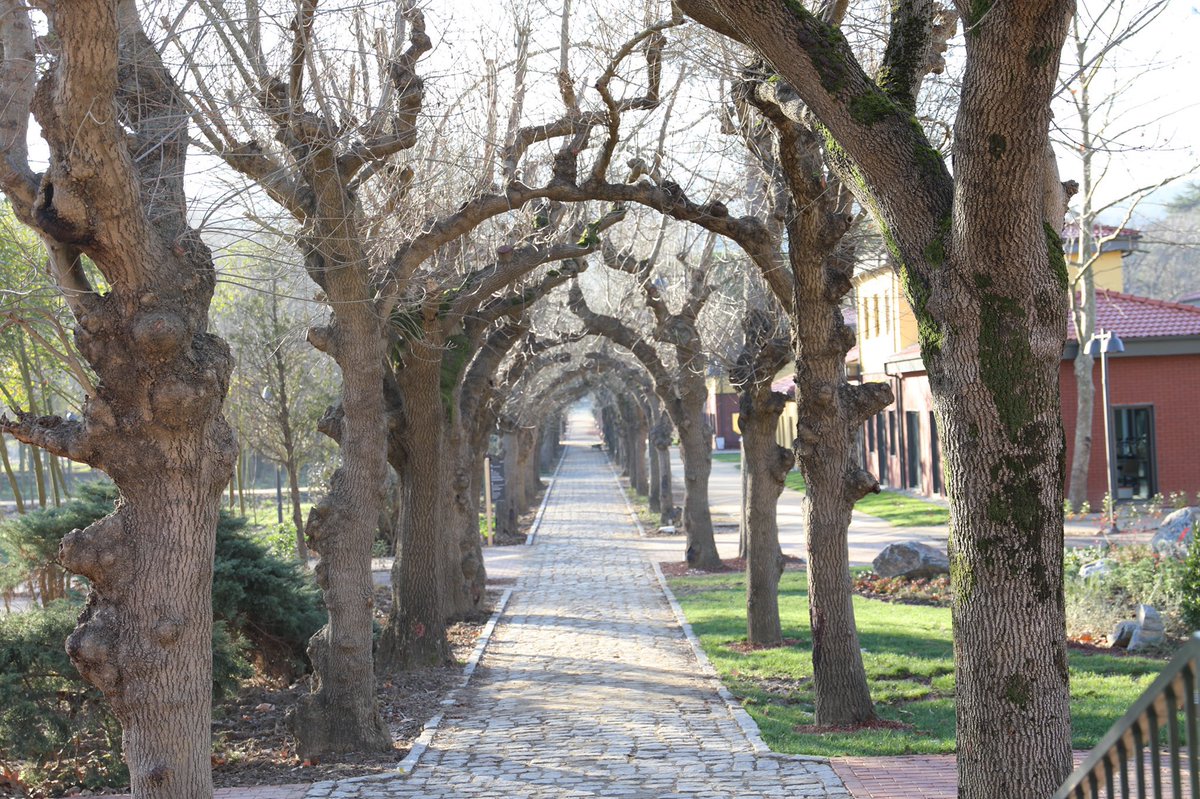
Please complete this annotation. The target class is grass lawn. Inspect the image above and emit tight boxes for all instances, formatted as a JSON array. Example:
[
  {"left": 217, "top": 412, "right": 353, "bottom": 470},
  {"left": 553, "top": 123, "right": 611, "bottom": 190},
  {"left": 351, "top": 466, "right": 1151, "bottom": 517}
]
[
  {"left": 710, "top": 452, "right": 948, "bottom": 527},
  {"left": 668, "top": 570, "right": 1165, "bottom": 757}
]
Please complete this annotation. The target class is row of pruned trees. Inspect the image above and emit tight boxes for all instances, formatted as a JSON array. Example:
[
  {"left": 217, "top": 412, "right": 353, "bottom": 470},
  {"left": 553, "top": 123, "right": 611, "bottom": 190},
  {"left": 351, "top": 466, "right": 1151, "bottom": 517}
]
[{"left": 0, "top": 1, "right": 1101, "bottom": 798}]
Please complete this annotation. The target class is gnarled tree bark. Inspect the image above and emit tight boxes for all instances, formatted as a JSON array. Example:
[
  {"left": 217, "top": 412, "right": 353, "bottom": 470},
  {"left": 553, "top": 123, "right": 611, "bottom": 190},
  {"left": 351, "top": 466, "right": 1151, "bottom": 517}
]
[{"left": 0, "top": 4, "right": 237, "bottom": 795}]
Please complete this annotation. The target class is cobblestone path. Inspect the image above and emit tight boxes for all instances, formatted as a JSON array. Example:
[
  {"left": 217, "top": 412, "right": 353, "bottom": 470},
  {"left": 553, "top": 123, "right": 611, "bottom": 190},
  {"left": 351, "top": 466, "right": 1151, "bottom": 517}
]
[{"left": 306, "top": 412, "right": 848, "bottom": 798}]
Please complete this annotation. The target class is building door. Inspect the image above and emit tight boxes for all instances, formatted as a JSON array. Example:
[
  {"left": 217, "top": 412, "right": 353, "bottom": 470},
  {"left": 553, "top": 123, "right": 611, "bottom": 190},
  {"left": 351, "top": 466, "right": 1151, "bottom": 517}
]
[
  {"left": 1112, "top": 406, "right": 1156, "bottom": 501},
  {"left": 905, "top": 411, "right": 921, "bottom": 489}
]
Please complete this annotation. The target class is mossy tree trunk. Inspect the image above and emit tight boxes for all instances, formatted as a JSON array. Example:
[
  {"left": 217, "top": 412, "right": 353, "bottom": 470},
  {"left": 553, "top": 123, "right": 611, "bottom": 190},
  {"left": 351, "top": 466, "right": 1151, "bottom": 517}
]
[{"left": 673, "top": 1, "right": 1077, "bottom": 793}]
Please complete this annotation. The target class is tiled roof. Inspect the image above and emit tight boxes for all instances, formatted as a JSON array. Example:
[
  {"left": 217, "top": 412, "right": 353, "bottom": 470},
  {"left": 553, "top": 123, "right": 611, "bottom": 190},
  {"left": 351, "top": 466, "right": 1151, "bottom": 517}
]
[
  {"left": 1061, "top": 222, "right": 1141, "bottom": 241},
  {"left": 1070, "top": 290, "right": 1200, "bottom": 340}
]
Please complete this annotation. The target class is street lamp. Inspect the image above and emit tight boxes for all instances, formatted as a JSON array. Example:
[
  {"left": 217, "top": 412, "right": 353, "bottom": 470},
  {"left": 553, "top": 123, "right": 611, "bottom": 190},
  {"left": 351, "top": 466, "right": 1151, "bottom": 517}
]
[{"left": 1088, "top": 329, "right": 1125, "bottom": 536}]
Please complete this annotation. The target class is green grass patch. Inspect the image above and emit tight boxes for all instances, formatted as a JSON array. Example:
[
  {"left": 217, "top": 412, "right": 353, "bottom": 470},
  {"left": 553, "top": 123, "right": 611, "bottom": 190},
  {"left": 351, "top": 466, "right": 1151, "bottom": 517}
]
[
  {"left": 623, "top": 485, "right": 661, "bottom": 529},
  {"left": 712, "top": 452, "right": 946, "bottom": 527},
  {"left": 668, "top": 571, "right": 1165, "bottom": 757},
  {"left": 853, "top": 491, "right": 950, "bottom": 526}
]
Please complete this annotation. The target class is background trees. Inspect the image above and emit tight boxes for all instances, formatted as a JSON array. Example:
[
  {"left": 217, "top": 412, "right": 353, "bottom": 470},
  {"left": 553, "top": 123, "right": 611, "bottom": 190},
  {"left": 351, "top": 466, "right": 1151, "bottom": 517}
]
[
  {"left": 674, "top": 2, "right": 1079, "bottom": 796},
  {"left": 1057, "top": 0, "right": 1194, "bottom": 512},
  {"left": 0, "top": 4, "right": 239, "bottom": 796}
]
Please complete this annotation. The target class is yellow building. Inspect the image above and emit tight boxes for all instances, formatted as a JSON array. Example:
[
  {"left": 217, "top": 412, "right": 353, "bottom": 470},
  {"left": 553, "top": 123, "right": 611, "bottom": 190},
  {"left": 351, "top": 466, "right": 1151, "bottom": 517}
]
[{"left": 848, "top": 223, "right": 1141, "bottom": 495}]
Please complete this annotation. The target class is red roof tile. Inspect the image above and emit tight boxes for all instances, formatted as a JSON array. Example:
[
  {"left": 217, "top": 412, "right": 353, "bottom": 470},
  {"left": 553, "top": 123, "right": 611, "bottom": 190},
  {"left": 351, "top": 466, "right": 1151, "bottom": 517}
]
[{"left": 1070, "top": 290, "right": 1200, "bottom": 340}]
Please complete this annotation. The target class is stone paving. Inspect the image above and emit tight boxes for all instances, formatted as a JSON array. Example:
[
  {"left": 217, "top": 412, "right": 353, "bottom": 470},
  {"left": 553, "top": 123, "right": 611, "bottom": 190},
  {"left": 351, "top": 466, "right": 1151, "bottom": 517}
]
[{"left": 303, "top": 412, "right": 849, "bottom": 798}]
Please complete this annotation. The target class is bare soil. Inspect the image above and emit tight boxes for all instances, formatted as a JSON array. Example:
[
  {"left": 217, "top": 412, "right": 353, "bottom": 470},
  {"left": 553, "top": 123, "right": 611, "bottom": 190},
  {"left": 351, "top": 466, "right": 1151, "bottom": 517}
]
[
  {"left": 794, "top": 717, "right": 913, "bottom": 734},
  {"left": 658, "top": 555, "right": 806, "bottom": 578},
  {"left": 208, "top": 586, "right": 498, "bottom": 789}
]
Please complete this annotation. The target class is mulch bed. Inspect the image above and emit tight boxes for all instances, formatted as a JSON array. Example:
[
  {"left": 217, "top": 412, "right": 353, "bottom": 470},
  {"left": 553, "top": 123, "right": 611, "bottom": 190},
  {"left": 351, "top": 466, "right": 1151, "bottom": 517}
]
[
  {"left": 659, "top": 555, "right": 806, "bottom": 578},
  {"left": 725, "top": 637, "right": 803, "bottom": 653},
  {"left": 208, "top": 587, "right": 498, "bottom": 788},
  {"left": 795, "top": 717, "right": 913, "bottom": 734},
  {"left": 852, "top": 571, "right": 951, "bottom": 607}
]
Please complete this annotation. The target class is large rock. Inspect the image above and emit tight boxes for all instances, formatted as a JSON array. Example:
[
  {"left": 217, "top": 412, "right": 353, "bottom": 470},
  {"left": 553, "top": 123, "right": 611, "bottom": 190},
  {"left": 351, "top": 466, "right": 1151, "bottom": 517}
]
[
  {"left": 1151, "top": 507, "right": 1199, "bottom": 558},
  {"left": 1078, "top": 559, "right": 1114, "bottom": 580},
  {"left": 1110, "top": 620, "right": 1138, "bottom": 649},
  {"left": 873, "top": 541, "right": 950, "bottom": 580},
  {"left": 1128, "top": 604, "right": 1165, "bottom": 651}
]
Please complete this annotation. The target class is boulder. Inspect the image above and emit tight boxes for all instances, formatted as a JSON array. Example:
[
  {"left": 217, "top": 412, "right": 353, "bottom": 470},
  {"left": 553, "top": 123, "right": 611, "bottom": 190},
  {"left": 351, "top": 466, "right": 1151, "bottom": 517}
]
[
  {"left": 873, "top": 541, "right": 950, "bottom": 580},
  {"left": 1128, "top": 604, "right": 1165, "bottom": 651},
  {"left": 1078, "top": 559, "right": 1114, "bottom": 580},
  {"left": 1151, "top": 507, "right": 1199, "bottom": 558},
  {"left": 1110, "top": 620, "right": 1138, "bottom": 649}
]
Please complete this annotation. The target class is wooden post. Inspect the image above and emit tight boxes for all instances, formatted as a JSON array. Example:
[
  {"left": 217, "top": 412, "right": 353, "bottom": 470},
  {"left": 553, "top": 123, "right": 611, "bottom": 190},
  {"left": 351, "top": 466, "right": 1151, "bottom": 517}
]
[{"left": 484, "top": 456, "right": 494, "bottom": 546}]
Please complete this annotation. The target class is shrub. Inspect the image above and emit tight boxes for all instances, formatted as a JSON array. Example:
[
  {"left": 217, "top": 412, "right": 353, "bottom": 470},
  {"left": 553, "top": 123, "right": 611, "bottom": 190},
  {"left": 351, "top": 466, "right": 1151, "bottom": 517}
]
[
  {"left": 212, "top": 514, "right": 325, "bottom": 672},
  {"left": 1064, "top": 545, "right": 1188, "bottom": 641},
  {"left": 0, "top": 600, "right": 249, "bottom": 794},
  {"left": 3, "top": 481, "right": 324, "bottom": 670},
  {"left": 0, "top": 481, "right": 325, "bottom": 793},
  {"left": 0, "top": 481, "right": 114, "bottom": 607},
  {"left": 1180, "top": 540, "right": 1200, "bottom": 632}
]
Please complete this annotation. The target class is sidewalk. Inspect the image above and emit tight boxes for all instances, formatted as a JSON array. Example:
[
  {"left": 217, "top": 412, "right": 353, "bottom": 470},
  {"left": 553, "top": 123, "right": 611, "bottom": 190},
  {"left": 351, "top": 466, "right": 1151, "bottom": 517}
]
[
  {"left": 639, "top": 449, "right": 1152, "bottom": 568},
  {"left": 198, "top": 406, "right": 849, "bottom": 798}
]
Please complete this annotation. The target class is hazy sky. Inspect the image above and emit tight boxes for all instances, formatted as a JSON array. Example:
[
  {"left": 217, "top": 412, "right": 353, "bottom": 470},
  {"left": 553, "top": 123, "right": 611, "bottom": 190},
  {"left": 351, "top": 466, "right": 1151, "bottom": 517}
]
[{"left": 1051, "top": 0, "right": 1200, "bottom": 224}]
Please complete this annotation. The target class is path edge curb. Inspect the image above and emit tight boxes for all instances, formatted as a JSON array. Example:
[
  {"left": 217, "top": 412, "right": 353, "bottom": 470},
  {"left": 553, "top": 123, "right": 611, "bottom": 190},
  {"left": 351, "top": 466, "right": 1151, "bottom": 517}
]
[
  {"left": 607, "top": 458, "right": 646, "bottom": 536},
  {"left": 303, "top": 587, "right": 515, "bottom": 795},
  {"left": 649, "top": 561, "right": 831, "bottom": 766},
  {"left": 525, "top": 445, "right": 568, "bottom": 546}
]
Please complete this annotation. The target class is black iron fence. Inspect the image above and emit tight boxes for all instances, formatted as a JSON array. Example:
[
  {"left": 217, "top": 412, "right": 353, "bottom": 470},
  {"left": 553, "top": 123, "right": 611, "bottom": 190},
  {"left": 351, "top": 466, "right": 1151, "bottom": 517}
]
[{"left": 1056, "top": 633, "right": 1200, "bottom": 799}]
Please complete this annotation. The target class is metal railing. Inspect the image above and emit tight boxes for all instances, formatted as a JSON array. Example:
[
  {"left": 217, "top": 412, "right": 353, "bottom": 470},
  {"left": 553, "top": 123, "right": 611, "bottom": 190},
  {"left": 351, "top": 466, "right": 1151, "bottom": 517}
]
[{"left": 1055, "top": 632, "right": 1200, "bottom": 799}]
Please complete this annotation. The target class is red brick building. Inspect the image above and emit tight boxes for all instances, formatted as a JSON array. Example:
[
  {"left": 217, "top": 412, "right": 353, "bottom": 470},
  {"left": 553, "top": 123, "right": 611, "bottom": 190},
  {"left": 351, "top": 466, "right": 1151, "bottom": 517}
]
[{"left": 860, "top": 290, "right": 1200, "bottom": 506}]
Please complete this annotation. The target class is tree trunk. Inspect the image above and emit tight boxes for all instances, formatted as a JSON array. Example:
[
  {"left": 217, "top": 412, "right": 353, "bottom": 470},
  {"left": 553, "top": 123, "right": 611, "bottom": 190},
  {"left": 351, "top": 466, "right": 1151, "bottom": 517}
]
[
  {"left": 737, "top": 446, "right": 750, "bottom": 559},
  {"left": 1067, "top": 156, "right": 1098, "bottom": 512},
  {"left": 285, "top": 458, "right": 307, "bottom": 560},
  {"left": 1068, "top": 345, "right": 1095, "bottom": 511},
  {"left": 0, "top": 5, "right": 245, "bottom": 792},
  {"left": 0, "top": 433, "right": 24, "bottom": 514},
  {"left": 378, "top": 327, "right": 451, "bottom": 670},
  {"left": 741, "top": 390, "right": 791, "bottom": 646},
  {"left": 503, "top": 431, "right": 526, "bottom": 516},
  {"left": 631, "top": 405, "right": 649, "bottom": 496},
  {"left": 647, "top": 415, "right": 661, "bottom": 514},
  {"left": 676, "top": 412, "right": 720, "bottom": 570},
  {"left": 521, "top": 426, "right": 541, "bottom": 509},
  {"left": 652, "top": 418, "right": 676, "bottom": 525},
  {"left": 445, "top": 425, "right": 486, "bottom": 614},
  {"left": 801, "top": 445, "right": 875, "bottom": 723},
  {"left": 291, "top": 279, "right": 390, "bottom": 758}
]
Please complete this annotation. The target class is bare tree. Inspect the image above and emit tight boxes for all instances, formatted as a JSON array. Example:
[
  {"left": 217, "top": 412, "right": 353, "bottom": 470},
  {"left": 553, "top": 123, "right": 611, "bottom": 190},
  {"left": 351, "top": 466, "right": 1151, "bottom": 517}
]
[
  {"left": 675, "top": 1, "right": 1079, "bottom": 794},
  {"left": 220, "top": 261, "right": 336, "bottom": 558},
  {"left": 569, "top": 236, "right": 723, "bottom": 569},
  {"left": 1057, "top": 0, "right": 1193, "bottom": 510},
  {"left": 729, "top": 309, "right": 792, "bottom": 646},
  {"left": 0, "top": 4, "right": 238, "bottom": 796}
]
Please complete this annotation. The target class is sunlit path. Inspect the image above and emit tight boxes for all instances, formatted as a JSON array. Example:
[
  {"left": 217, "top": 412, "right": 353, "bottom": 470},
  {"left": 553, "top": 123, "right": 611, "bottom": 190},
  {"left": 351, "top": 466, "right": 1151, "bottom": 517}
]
[{"left": 306, "top": 404, "right": 848, "bottom": 798}]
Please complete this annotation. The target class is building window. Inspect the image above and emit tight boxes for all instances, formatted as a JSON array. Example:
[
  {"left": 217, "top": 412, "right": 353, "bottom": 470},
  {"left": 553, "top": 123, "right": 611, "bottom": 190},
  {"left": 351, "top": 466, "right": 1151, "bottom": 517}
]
[
  {"left": 867, "top": 416, "right": 875, "bottom": 451},
  {"left": 1112, "top": 406, "right": 1156, "bottom": 501},
  {"left": 861, "top": 297, "right": 870, "bottom": 339},
  {"left": 884, "top": 296, "right": 891, "bottom": 335},
  {"left": 888, "top": 411, "right": 896, "bottom": 455},
  {"left": 873, "top": 295, "right": 881, "bottom": 337}
]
